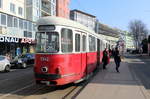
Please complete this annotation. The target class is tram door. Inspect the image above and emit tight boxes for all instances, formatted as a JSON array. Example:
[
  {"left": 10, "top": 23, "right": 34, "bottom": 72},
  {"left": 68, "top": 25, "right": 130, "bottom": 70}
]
[
  {"left": 97, "top": 39, "right": 100, "bottom": 67},
  {"left": 75, "top": 32, "right": 82, "bottom": 75},
  {"left": 81, "top": 33, "right": 87, "bottom": 76}
]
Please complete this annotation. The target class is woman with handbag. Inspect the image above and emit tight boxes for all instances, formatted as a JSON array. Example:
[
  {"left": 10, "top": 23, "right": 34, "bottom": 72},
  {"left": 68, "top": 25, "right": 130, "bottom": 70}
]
[{"left": 102, "top": 48, "right": 109, "bottom": 69}]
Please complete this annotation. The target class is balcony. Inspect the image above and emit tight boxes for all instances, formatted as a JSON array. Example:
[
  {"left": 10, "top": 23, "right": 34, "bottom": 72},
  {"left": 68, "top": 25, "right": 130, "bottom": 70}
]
[{"left": 41, "top": 2, "right": 51, "bottom": 16}]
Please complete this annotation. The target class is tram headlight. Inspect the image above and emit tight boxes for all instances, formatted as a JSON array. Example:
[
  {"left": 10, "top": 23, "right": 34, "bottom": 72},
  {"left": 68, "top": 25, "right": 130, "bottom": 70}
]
[{"left": 41, "top": 67, "right": 48, "bottom": 73}]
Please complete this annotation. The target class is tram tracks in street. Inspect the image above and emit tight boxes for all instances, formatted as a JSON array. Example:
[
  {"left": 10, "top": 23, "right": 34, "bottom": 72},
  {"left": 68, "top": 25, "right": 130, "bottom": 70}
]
[
  {"left": 0, "top": 80, "right": 87, "bottom": 99},
  {"left": 62, "top": 68, "right": 100, "bottom": 99},
  {"left": 0, "top": 81, "right": 47, "bottom": 99},
  {"left": 0, "top": 66, "right": 100, "bottom": 99},
  {"left": 62, "top": 82, "right": 87, "bottom": 99}
]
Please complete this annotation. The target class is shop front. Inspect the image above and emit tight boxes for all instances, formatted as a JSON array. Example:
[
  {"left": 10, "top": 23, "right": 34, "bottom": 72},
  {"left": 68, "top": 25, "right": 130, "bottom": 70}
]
[{"left": 0, "top": 35, "right": 35, "bottom": 59}]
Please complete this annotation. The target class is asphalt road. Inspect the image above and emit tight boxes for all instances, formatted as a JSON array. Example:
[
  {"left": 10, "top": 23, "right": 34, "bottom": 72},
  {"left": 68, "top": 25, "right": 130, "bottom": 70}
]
[
  {"left": 1, "top": 54, "right": 150, "bottom": 99},
  {"left": 0, "top": 66, "right": 90, "bottom": 99},
  {"left": 126, "top": 54, "right": 150, "bottom": 94}
]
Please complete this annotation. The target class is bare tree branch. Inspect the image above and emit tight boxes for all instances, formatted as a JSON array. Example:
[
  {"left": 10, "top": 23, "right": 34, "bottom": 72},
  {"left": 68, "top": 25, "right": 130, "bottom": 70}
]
[{"left": 128, "top": 19, "right": 148, "bottom": 50}]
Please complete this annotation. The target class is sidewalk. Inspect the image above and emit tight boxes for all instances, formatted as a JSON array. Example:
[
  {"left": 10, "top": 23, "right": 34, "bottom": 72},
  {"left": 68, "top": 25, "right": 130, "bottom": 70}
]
[{"left": 76, "top": 59, "right": 150, "bottom": 99}]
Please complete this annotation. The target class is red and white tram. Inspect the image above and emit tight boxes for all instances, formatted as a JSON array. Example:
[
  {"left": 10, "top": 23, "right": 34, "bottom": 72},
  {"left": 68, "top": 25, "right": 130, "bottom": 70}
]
[{"left": 34, "top": 16, "right": 110, "bottom": 86}]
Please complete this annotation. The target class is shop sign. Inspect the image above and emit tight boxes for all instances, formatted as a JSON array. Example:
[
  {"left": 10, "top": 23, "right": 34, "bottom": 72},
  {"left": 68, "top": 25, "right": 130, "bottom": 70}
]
[
  {"left": 21, "top": 38, "right": 35, "bottom": 44},
  {"left": 0, "top": 36, "right": 19, "bottom": 43}
]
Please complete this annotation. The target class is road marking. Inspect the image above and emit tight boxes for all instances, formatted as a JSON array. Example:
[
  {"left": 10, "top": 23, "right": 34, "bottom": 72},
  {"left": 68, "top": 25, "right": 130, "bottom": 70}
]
[
  {"left": 10, "top": 69, "right": 17, "bottom": 72},
  {"left": 1, "top": 83, "right": 35, "bottom": 98},
  {"left": 128, "top": 61, "right": 145, "bottom": 64},
  {"left": 0, "top": 79, "right": 9, "bottom": 84}
]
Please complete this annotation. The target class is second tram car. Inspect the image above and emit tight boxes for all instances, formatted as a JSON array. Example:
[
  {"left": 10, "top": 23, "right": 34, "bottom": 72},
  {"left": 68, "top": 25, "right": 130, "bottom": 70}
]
[{"left": 34, "top": 16, "right": 110, "bottom": 86}]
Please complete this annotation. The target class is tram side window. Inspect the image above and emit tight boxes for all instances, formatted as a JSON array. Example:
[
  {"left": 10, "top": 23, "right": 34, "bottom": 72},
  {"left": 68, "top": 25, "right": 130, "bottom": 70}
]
[
  {"left": 89, "top": 35, "right": 96, "bottom": 52},
  {"left": 45, "top": 32, "right": 59, "bottom": 53},
  {"left": 75, "top": 34, "right": 80, "bottom": 52},
  {"left": 61, "top": 28, "right": 73, "bottom": 53},
  {"left": 36, "top": 32, "right": 59, "bottom": 53},
  {"left": 99, "top": 40, "right": 101, "bottom": 51},
  {"left": 82, "top": 35, "right": 86, "bottom": 52},
  {"left": 100, "top": 40, "right": 102, "bottom": 51},
  {"left": 36, "top": 32, "right": 46, "bottom": 52}
]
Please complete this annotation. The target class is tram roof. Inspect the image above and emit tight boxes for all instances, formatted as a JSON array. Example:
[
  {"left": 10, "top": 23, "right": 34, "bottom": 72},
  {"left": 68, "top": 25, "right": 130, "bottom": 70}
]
[
  {"left": 37, "top": 16, "right": 108, "bottom": 42},
  {"left": 37, "top": 17, "right": 95, "bottom": 34}
]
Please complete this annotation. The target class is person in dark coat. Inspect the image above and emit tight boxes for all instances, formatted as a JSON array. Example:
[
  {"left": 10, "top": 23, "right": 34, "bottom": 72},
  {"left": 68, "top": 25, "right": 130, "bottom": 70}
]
[
  {"left": 111, "top": 48, "right": 115, "bottom": 57},
  {"left": 113, "top": 47, "right": 121, "bottom": 73},
  {"left": 102, "top": 48, "right": 109, "bottom": 69}
]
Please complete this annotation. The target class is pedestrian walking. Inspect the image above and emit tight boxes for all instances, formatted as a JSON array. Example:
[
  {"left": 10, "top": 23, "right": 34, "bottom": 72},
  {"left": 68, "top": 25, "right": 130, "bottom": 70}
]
[
  {"left": 113, "top": 47, "right": 121, "bottom": 73},
  {"left": 102, "top": 48, "right": 109, "bottom": 69},
  {"left": 111, "top": 48, "right": 115, "bottom": 57}
]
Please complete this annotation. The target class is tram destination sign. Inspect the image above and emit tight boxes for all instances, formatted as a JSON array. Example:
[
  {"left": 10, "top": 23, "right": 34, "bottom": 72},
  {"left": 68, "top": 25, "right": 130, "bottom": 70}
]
[{"left": 38, "top": 25, "right": 55, "bottom": 31}]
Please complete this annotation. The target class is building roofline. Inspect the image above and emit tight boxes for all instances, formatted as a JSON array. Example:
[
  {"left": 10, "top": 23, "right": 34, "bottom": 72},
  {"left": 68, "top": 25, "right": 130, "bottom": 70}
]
[{"left": 71, "top": 9, "right": 96, "bottom": 18}]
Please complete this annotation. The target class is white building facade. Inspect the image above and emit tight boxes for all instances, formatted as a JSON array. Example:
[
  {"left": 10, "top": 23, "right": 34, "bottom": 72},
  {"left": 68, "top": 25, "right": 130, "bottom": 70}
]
[
  {"left": 125, "top": 31, "right": 135, "bottom": 49},
  {"left": 0, "top": 0, "right": 56, "bottom": 57},
  {"left": 26, "top": 0, "right": 56, "bottom": 22},
  {"left": 70, "top": 9, "right": 96, "bottom": 31}
]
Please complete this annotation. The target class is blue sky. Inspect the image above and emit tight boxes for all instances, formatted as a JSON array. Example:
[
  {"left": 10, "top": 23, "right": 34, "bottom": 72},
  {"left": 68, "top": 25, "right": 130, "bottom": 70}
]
[{"left": 70, "top": 0, "right": 150, "bottom": 31}]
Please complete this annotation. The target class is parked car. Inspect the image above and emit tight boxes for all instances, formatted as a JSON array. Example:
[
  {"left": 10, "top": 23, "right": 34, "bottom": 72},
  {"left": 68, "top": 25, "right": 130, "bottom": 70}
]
[
  {"left": 11, "top": 53, "right": 35, "bottom": 68},
  {"left": 0, "top": 55, "right": 11, "bottom": 72}
]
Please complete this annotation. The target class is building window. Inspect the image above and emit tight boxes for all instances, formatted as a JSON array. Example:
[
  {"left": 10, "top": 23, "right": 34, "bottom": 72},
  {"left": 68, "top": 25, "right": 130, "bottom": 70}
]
[
  {"left": 33, "top": 24, "right": 36, "bottom": 31},
  {"left": 36, "top": 9, "right": 39, "bottom": 16},
  {"left": 14, "top": 17, "right": 18, "bottom": 27},
  {"left": 26, "top": 0, "right": 32, "bottom": 5},
  {"left": 0, "top": 0, "right": 3, "bottom": 8},
  {"left": 28, "top": 32, "right": 32, "bottom": 38},
  {"left": 1, "top": 14, "right": 6, "bottom": 25},
  {"left": 24, "top": 31, "right": 32, "bottom": 38},
  {"left": 10, "top": 3, "right": 15, "bottom": 13},
  {"left": 19, "top": 19, "right": 23, "bottom": 29},
  {"left": 18, "top": 7, "right": 23, "bottom": 15},
  {"left": 24, "top": 21, "right": 27, "bottom": 30},
  {"left": 52, "top": 0, "right": 56, "bottom": 4},
  {"left": 36, "top": 0, "right": 39, "bottom": 8},
  {"left": 7, "top": 15, "right": 13, "bottom": 27},
  {"left": 28, "top": 21, "right": 32, "bottom": 31},
  {"left": 24, "top": 31, "right": 27, "bottom": 37}
]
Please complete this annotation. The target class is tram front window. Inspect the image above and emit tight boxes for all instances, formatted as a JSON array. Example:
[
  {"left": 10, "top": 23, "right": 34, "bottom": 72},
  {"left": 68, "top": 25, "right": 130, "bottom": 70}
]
[{"left": 36, "top": 32, "right": 59, "bottom": 53}]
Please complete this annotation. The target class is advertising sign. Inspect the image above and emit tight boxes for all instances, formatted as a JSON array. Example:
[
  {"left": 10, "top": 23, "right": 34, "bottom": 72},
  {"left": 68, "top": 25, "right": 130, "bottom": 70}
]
[
  {"left": 0, "top": 36, "right": 19, "bottom": 43},
  {"left": 0, "top": 35, "right": 35, "bottom": 44}
]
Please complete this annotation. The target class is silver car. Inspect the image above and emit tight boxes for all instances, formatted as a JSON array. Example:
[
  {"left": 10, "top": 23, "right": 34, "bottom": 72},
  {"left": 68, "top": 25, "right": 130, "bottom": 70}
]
[{"left": 0, "top": 55, "right": 11, "bottom": 72}]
